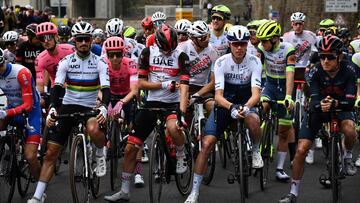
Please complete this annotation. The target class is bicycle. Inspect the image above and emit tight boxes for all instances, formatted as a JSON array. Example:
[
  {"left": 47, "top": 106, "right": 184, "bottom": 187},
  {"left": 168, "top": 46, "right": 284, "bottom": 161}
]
[
  {"left": 0, "top": 110, "right": 33, "bottom": 203},
  {"left": 144, "top": 107, "right": 193, "bottom": 203},
  {"left": 51, "top": 110, "right": 101, "bottom": 203},
  {"left": 188, "top": 95, "right": 215, "bottom": 185},
  {"left": 293, "top": 79, "right": 306, "bottom": 141}
]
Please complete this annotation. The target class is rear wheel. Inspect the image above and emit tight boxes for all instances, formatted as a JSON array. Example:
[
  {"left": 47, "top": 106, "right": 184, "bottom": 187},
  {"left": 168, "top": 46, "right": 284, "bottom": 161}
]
[
  {"left": 16, "top": 146, "right": 31, "bottom": 197},
  {"left": 330, "top": 136, "right": 340, "bottom": 203},
  {"left": 0, "top": 137, "right": 16, "bottom": 203},
  {"left": 109, "top": 121, "right": 120, "bottom": 191}
]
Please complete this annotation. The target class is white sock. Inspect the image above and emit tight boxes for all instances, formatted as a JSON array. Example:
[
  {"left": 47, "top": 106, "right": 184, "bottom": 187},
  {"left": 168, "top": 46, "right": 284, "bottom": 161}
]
[
  {"left": 344, "top": 150, "right": 352, "bottom": 159},
  {"left": 277, "top": 151, "right": 287, "bottom": 170},
  {"left": 33, "top": 181, "right": 47, "bottom": 200},
  {"left": 191, "top": 173, "right": 203, "bottom": 194},
  {"left": 121, "top": 172, "right": 132, "bottom": 194},
  {"left": 96, "top": 147, "right": 104, "bottom": 157},
  {"left": 290, "top": 179, "right": 300, "bottom": 197},
  {"left": 176, "top": 145, "right": 185, "bottom": 157}
]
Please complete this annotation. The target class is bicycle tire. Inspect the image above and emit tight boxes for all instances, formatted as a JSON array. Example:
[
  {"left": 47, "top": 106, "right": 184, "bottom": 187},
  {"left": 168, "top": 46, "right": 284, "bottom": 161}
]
[
  {"left": 175, "top": 129, "right": 193, "bottom": 195},
  {"left": 16, "top": 148, "right": 31, "bottom": 197},
  {"left": 110, "top": 121, "right": 120, "bottom": 191},
  {"left": 149, "top": 131, "right": 165, "bottom": 203},
  {"left": 69, "top": 135, "right": 88, "bottom": 203},
  {"left": 202, "top": 148, "right": 216, "bottom": 185},
  {"left": 0, "top": 138, "right": 16, "bottom": 203},
  {"left": 90, "top": 157, "right": 100, "bottom": 198},
  {"left": 260, "top": 119, "right": 272, "bottom": 190},
  {"left": 294, "top": 103, "right": 300, "bottom": 140},
  {"left": 330, "top": 136, "right": 340, "bottom": 203},
  {"left": 218, "top": 136, "right": 225, "bottom": 168},
  {"left": 237, "top": 132, "right": 246, "bottom": 203}
]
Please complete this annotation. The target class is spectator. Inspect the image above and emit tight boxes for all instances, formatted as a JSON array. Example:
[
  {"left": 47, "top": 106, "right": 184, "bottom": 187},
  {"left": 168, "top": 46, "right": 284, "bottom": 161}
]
[{"left": 4, "top": 8, "right": 17, "bottom": 33}]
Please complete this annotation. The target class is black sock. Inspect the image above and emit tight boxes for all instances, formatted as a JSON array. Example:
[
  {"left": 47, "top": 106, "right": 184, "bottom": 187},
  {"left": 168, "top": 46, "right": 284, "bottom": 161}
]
[{"left": 288, "top": 143, "right": 296, "bottom": 162}]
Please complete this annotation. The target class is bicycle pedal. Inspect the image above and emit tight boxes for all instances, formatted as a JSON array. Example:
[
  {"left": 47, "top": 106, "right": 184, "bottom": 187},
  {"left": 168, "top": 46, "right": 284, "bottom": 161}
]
[{"left": 227, "top": 174, "right": 235, "bottom": 184}]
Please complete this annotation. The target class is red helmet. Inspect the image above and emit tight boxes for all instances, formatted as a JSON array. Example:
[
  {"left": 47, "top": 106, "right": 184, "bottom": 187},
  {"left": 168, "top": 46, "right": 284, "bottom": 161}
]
[
  {"left": 141, "top": 16, "right": 153, "bottom": 28},
  {"left": 36, "top": 22, "right": 58, "bottom": 36},
  {"left": 318, "top": 35, "right": 343, "bottom": 54},
  {"left": 155, "top": 24, "right": 177, "bottom": 52},
  {"left": 104, "top": 36, "right": 125, "bottom": 51}
]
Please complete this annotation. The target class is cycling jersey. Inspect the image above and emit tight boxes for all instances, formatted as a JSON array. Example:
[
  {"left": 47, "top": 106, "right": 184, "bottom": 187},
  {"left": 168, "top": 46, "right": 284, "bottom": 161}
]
[
  {"left": 130, "top": 42, "right": 145, "bottom": 63},
  {"left": 101, "top": 37, "right": 136, "bottom": 58},
  {"left": 146, "top": 33, "right": 155, "bottom": 47},
  {"left": 214, "top": 53, "right": 262, "bottom": 104},
  {"left": 283, "top": 30, "right": 317, "bottom": 68},
  {"left": 350, "top": 39, "right": 360, "bottom": 53},
  {"left": 351, "top": 52, "right": 360, "bottom": 83},
  {"left": 16, "top": 41, "right": 44, "bottom": 79},
  {"left": 55, "top": 52, "right": 110, "bottom": 108},
  {"left": 257, "top": 42, "right": 295, "bottom": 84},
  {"left": 136, "top": 33, "right": 147, "bottom": 45},
  {"left": 247, "top": 41, "right": 258, "bottom": 56},
  {"left": 4, "top": 49, "right": 16, "bottom": 64},
  {"left": 209, "top": 31, "right": 228, "bottom": 56},
  {"left": 177, "top": 40, "right": 220, "bottom": 86},
  {"left": 91, "top": 43, "right": 102, "bottom": 56},
  {"left": 107, "top": 56, "right": 137, "bottom": 96},
  {"left": 138, "top": 46, "right": 190, "bottom": 103},
  {"left": 35, "top": 43, "right": 75, "bottom": 86}
]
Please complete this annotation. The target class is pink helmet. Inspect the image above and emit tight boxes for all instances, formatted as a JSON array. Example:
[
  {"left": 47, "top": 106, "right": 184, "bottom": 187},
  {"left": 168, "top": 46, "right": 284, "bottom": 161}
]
[
  {"left": 104, "top": 36, "right": 125, "bottom": 51},
  {"left": 36, "top": 22, "right": 58, "bottom": 36}
]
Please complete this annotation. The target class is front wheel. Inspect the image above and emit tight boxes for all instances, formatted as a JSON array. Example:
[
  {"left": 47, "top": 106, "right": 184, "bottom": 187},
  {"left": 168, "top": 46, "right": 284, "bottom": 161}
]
[
  {"left": 16, "top": 154, "right": 31, "bottom": 197},
  {"left": 238, "top": 134, "right": 246, "bottom": 203},
  {"left": 175, "top": 129, "right": 193, "bottom": 195},
  {"left": 109, "top": 121, "right": 120, "bottom": 191},
  {"left": 0, "top": 138, "right": 16, "bottom": 203},
  {"left": 149, "top": 131, "right": 165, "bottom": 203},
  {"left": 330, "top": 136, "right": 340, "bottom": 203}
]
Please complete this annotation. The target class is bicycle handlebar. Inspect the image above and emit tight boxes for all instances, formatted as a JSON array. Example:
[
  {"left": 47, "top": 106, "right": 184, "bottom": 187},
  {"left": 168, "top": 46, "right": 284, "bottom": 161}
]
[
  {"left": 51, "top": 109, "right": 100, "bottom": 120},
  {"left": 137, "top": 107, "right": 183, "bottom": 127}
]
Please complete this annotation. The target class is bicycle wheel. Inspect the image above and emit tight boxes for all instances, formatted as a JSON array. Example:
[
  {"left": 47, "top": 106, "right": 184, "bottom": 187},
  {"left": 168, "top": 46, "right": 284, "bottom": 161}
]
[
  {"left": 90, "top": 150, "right": 100, "bottom": 198},
  {"left": 149, "top": 131, "right": 165, "bottom": 203},
  {"left": 0, "top": 137, "right": 16, "bottom": 203},
  {"left": 294, "top": 102, "right": 300, "bottom": 140},
  {"left": 16, "top": 146, "right": 31, "bottom": 197},
  {"left": 235, "top": 132, "right": 245, "bottom": 203},
  {"left": 69, "top": 135, "right": 88, "bottom": 203},
  {"left": 175, "top": 129, "right": 193, "bottom": 195},
  {"left": 259, "top": 120, "right": 272, "bottom": 190},
  {"left": 330, "top": 136, "right": 340, "bottom": 203},
  {"left": 109, "top": 121, "right": 120, "bottom": 191}
]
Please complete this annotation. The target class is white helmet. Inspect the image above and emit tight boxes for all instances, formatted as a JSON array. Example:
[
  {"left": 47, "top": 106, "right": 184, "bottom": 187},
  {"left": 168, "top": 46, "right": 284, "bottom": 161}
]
[
  {"left": 3, "top": 31, "right": 19, "bottom": 42},
  {"left": 174, "top": 19, "right": 191, "bottom": 33},
  {"left": 188, "top": 20, "right": 210, "bottom": 37},
  {"left": 152, "top": 11, "right": 167, "bottom": 22},
  {"left": 0, "top": 48, "right": 4, "bottom": 64},
  {"left": 93, "top": 28, "right": 104, "bottom": 37},
  {"left": 290, "top": 12, "right": 306, "bottom": 22},
  {"left": 71, "top": 22, "right": 93, "bottom": 37},
  {"left": 106, "top": 18, "right": 124, "bottom": 36},
  {"left": 226, "top": 25, "right": 250, "bottom": 42}
]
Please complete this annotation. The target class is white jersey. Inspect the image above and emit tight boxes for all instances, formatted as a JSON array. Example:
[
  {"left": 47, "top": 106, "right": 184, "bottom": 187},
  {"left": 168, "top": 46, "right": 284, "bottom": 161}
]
[
  {"left": 350, "top": 39, "right": 360, "bottom": 53},
  {"left": 214, "top": 53, "right": 262, "bottom": 104},
  {"left": 130, "top": 42, "right": 145, "bottom": 63},
  {"left": 101, "top": 37, "right": 137, "bottom": 58},
  {"left": 177, "top": 40, "right": 220, "bottom": 86},
  {"left": 247, "top": 41, "right": 258, "bottom": 56},
  {"left": 209, "top": 31, "right": 228, "bottom": 56},
  {"left": 283, "top": 30, "right": 317, "bottom": 68},
  {"left": 4, "top": 49, "right": 16, "bottom": 64},
  {"left": 55, "top": 52, "right": 110, "bottom": 108}
]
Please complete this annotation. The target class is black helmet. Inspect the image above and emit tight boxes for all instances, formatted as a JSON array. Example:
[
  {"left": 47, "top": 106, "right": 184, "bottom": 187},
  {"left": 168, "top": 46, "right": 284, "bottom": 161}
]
[
  {"left": 318, "top": 35, "right": 343, "bottom": 54},
  {"left": 58, "top": 25, "right": 71, "bottom": 37},
  {"left": 337, "top": 27, "right": 350, "bottom": 39},
  {"left": 155, "top": 24, "right": 178, "bottom": 52},
  {"left": 26, "top": 23, "right": 38, "bottom": 37}
]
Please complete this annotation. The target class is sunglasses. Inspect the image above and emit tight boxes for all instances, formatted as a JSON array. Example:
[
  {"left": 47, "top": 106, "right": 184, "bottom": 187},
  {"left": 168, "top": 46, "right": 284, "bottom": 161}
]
[
  {"left": 319, "top": 53, "right": 337, "bottom": 60},
  {"left": 293, "top": 22, "right": 304, "bottom": 26},
  {"left": 211, "top": 16, "right": 223, "bottom": 21},
  {"left": 154, "top": 21, "right": 165, "bottom": 27},
  {"left": 108, "top": 51, "right": 123, "bottom": 58},
  {"left": 249, "top": 30, "right": 257, "bottom": 36},
  {"left": 75, "top": 36, "right": 91, "bottom": 43},
  {"left": 39, "top": 34, "right": 55, "bottom": 42},
  {"left": 260, "top": 39, "right": 271, "bottom": 43},
  {"left": 196, "top": 35, "right": 208, "bottom": 42},
  {"left": 230, "top": 41, "right": 248, "bottom": 47},
  {"left": 59, "top": 37, "right": 69, "bottom": 41},
  {"left": 144, "top": 27, "right": 153, "bottom": 31},
  {"left": 5, "top": 41, "right": 16, "bottom": 46},
  {"left": 177, "top": 32, "right": 187, "bottom": 36}
]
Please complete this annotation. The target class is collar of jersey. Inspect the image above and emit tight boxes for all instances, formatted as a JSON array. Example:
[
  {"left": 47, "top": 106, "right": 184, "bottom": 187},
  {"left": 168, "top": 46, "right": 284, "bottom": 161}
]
[
  {"left": 1, "top": 63, "right": 12, "bottom": 77},
  {"left": 75, "top": 52, "right": 91, "bottom": 60}
]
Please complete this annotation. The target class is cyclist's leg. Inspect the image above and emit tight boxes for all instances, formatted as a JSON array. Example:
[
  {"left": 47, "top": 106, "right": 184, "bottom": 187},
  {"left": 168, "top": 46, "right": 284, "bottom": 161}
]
[
  {"left": 339, "top": 112, "right": 357, "bottom": 175},
  {"left": 245, "top": 109, "right": 263, "bottom": 168}
]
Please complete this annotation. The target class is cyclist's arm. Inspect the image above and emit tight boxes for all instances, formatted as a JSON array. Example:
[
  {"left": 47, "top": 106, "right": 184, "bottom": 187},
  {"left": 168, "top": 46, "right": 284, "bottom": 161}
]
[
  {"left": 51, "top": 58, "right": 68, "bottom": 108},
  {"left": 244, "top": 57, "right": 262, "bottom": 108},
  {"left": 137, "top": 47, "right": 162, "bottom": 90},
  {"left": 98, "top": 58, "right": 110, "bottom": 106},
  {"left": 214, "top": 59, "right": 232, "bottom": 110},
  {"left": 336, "top": 70, "right": 356, "bottom": 111},
  {"left": 179, "top": 52, "right": 190, "bottom": 113},
  {"left": 197, "top": 72, "right": 214, "bottom": 96},
  {"left": 35, "top": 56, "right": 45, "bottom": 93},
  {"left": 6, "top": 68, "right": 34, "bottom": 116},
  {"left": 309, "top": 68, "right": 322, "bottom": 112},
  {"left": 285, "top": 51, "right": 296, "bottom": 96}
]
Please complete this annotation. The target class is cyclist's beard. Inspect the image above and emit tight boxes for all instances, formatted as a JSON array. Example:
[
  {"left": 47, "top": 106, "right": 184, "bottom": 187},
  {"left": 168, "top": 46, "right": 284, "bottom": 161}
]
[{"left": 46, "top": 44, "right": 56, "bottom": 52}]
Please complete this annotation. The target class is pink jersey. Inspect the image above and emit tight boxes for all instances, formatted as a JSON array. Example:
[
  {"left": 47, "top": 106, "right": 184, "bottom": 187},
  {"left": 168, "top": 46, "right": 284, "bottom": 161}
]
[
  {"left": 107, "top": 57, "right": 138, "bottom": 96},
  {"left": 35, "top": 43, "right": 75, "bottom": 86}
]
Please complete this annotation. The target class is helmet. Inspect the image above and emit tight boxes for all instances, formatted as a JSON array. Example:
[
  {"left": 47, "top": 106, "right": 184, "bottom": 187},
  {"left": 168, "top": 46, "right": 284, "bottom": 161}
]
[
  {"left": 93, "top": 28, "right": 105, "bottom": 38},
  {"left": 188, "top": 20, "right": 210, "bottom": 37},
  {"left": 256, "top": 20, "right": 281, "bottom": 40},
  {"left": 0, "top": 48, "right": 4, "bottom": 64},
  {"left": 317, "top": 35, "right": 343, "bottom": 54},
  {"left": 174, "top": 19, "right": 191, "bottom": 33},
  {"left": 26, "top": 23, "right": 38, "bottom": 37},
  {"left": 290, "top": 12, "right": 306, "bottom": 22},
  {"left": 338, "top": 27, "right": 350, "bottom": 39},
  {"left": 104, "top": 36, "right": 125, "bottom": 51},
  {"left": 152, "top": 11, "right": 167, "bottom": 22},
  {"left": 36, "top": 22, "right": 57, "bottom": 36},
  {"left": 123, "top": 26, "right": 137, "bottom": 39},
  {"left": 3, "top": 31, "right": 19, "bottom": 42},
  {"left": 226, "top": 25, "right": 250, "bottom": 42},
  {"left": 247, "top": 20, "right": 262, "bottom": 29},
  {"left": 155, "top": 24, "right": 177, "bottom": 52},
  {"left": 319, "top": 19, "right": 335, "bottom": 28},
  {"left": 357, "top": 22, "right": 360, "bottom": 29},
  {"left": 58, "top": 25, "right": 71, "bottom": 37},
  {"left": 224, "top": 23, "right": 233, "bottom": 32},
  {"left": 71, "top": 22, "right": 93, "bottom": 37},
  {"left": 141, "top": 16, "right": 153, "bottom": 28},
  {"left": 211, "top": 5, "right": 231, "bottom": 20},
  {"left": 324, "top": 26, "right": 338, "bottom": 36},
  {"left": 106, "top": 18, "right": 124, "bottom": 36}
]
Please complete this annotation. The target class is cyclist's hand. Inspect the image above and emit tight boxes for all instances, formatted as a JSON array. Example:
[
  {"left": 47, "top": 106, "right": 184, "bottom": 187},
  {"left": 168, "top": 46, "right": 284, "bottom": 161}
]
[
  {"left": 96, "top": 105, "right": 107, "bottom": 124},
  {"left": 107, "top": 103, "right": 113, "bottom": 117},
  {"left": 112, "top": 100, "right": 123, "bottom": 117},
  {"left": 355, "top": 96, "right": 360, "bottom": 108},
  {"left": 239, "top": 105, "right": 250, "bottom": 119},
  {"left": 161, "top": 81, "right": 177, "bottom": 92},
  {"left": 230, "top": 104, "right": 240, "bottom": 119},
  {"left": 46, "top": 107, "right": 57, "bottom": 127},
  {"left": 320, "top": 99, "right": 332, "bottom": 112},
  {"left": 176, "top": 111, "right": 187, "bottom": 129},
  {"left": 0, "top": 110, "right": 7, "bottom": 119},
  {"left": 284, "top": 95, "right": 294, "bottom": 110},
  {"left": 189, "top": 93, "right": 200, "bottom": 106}
]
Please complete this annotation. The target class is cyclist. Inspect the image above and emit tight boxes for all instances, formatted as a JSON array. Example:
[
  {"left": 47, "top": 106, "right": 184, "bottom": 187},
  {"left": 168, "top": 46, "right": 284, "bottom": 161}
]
[
  {"left": 184, "top": 25, "right": 263, "bottom": 203},
  {"left": 209, "top": 4, "right": 231, "bottom": 56},
  {"left": 246, "top": 20, "right": 264, "bottom": 56},
  {"left": 283, "top": 12, "right": 318, "bottom": 164},
  {"left": 2, "top": 30, "right": 19, "bottom": 64},
  {"left": 28, "top": 22, "right": 110, "bottom": 203},
  {"left": 93, "top": 28, "right": 106, "bottom": 46},
  {"left": 177, "top": 20, "right": 220, "bottom": 111},
  {"left": 0, "top": 48, "right": 42, "bottom": 192},
  {"left": 104, "top": 24, "right": 190, "bottom": 202},
  {"left": 57, "top": 25, "right": 71, "bottom": 44},
  {"left": 257, "top": 20, "right": 296, "bottom": 182},
  {"left": 351, "top": 52, "right": 360, "bottom": 167},
  {"left": 123, "top": 26, "right": 137, "bottom": 39},
  {"left": 136, "top": 16, "right": 154, "bottom": 45},
  {"left": 319, "top": 18, "right": 335, "bottom": 34},
  {"left": 349, "top": 36, "right": 360, "bottom": 55},
  {"left": 146, "top": 11, "right": 167, "bottom": 47},
  {"left": 279, "top": 35, "right": 357, "bottom": 203},
  {"left": 174, "top": 19, "right": 191, "bottom": 43},
  {"left": 338, "top": 28, "right": 351, "bottom": 53},
  {"left": 16, "top": 23, "right": 44, "bottom": 80}
]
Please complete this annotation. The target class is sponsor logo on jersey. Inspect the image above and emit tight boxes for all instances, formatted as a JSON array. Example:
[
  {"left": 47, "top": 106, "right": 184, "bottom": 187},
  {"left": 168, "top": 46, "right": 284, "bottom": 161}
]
[{"left": 152, "top": 56, "right": 174, "bottom": 66}]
